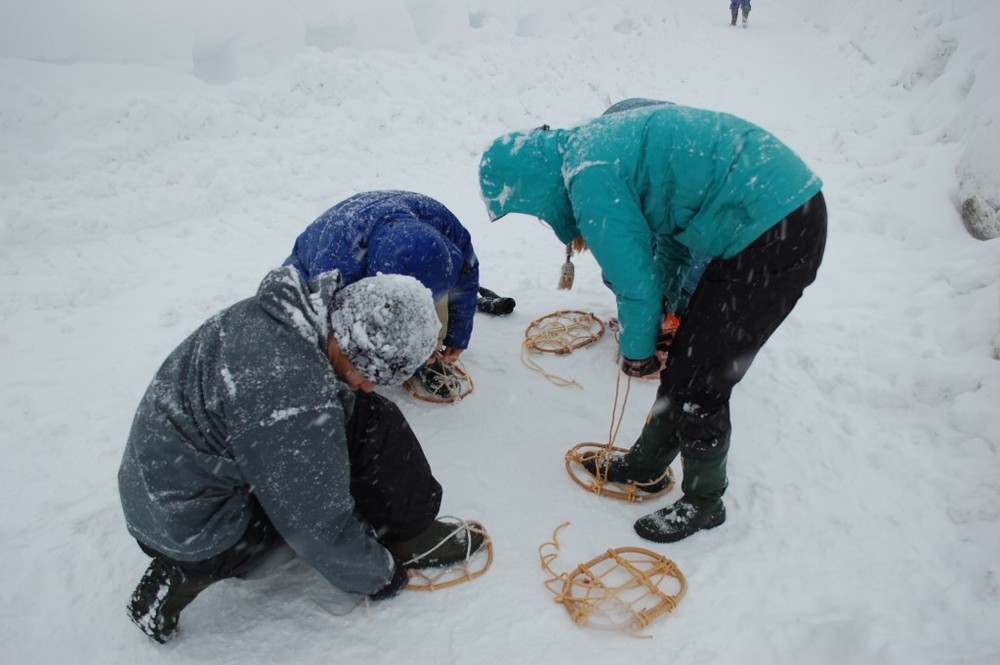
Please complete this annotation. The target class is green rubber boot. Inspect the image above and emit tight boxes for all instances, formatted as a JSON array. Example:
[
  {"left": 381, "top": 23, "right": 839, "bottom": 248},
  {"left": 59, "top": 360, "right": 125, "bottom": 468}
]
[
  {"left": 633, "top": 455, "right": 728, "bottom": 543},
  {"left": 581, "top": 407, "right": 679, "bottom": 492}
]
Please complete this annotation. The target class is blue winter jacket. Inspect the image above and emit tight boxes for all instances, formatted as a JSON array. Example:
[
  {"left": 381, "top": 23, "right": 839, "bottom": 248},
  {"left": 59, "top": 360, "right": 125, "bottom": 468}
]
[
  {"left": 286, "top": 191, "right": 479, "bottom": 350},
  {"left": 479, "top": 104, "right": 822, "bottom": 360}
]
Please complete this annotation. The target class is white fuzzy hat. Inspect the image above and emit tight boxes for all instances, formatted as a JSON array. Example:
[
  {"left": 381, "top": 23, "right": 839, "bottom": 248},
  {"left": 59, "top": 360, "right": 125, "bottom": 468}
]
[{"left": 329, "top": 274, "right": 439, "bottom": 386}]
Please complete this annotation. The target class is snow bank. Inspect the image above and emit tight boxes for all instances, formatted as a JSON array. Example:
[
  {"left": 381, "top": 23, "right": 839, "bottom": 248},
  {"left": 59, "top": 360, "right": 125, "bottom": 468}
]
[{"left": 796, "top": 0, "right": 1000, "bottom": 238}]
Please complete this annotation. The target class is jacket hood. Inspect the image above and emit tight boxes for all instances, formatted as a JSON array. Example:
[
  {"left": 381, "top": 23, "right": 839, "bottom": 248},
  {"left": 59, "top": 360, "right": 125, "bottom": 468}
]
[
  {"left": 478, "top": 128, "right": 580, "bottom": 245},
  {"left": 366, "top": 222, "right": 463, "bottom": 302},
  {"left": 256, "top": 266, "right": 340, "bottom": 348}
]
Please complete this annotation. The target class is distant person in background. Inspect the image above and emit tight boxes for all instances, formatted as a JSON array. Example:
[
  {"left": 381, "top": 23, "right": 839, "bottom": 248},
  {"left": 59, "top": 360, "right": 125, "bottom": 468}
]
[
  {"left": 119, "top": 268, "right": 485, "bottom": 643},
  {"left": 731, "top": 0, "right": 751, "bottom": 27},
  {"left": 286, "top": 191, "right": 481, "bottom": 397},
  {"left": 479, "top": 102, "right": 826, "bottom": 544}
]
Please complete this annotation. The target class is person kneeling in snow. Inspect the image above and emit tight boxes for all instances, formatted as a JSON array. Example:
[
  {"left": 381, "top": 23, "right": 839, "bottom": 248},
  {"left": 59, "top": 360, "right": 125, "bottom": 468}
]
[{"left": 118, "top": 267, "right": 484, "bottom": 644}]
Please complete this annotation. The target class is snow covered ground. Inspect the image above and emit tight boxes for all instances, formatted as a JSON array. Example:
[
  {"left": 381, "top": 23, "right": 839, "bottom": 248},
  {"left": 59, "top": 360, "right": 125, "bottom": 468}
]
[{"left": 1, "top": 0, "right": 998, "bottom": 663}]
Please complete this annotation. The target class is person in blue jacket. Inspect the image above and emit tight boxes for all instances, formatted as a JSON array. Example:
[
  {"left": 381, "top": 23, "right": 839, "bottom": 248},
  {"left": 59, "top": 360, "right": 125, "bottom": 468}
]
[
  {"left": 479, "top": 103, "right": 826, "bottom": 543},
  {"left": 286, "top": 191, "right": 481, "bottom": 396}
]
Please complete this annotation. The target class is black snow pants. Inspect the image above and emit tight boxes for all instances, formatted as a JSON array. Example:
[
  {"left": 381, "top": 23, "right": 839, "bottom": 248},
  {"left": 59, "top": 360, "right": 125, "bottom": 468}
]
[
  {"left": 655, "top": 191, "right": 828, "bottom": 461},
  {"left": 138, "top": 391, "right": 442, "bottom": 579}
]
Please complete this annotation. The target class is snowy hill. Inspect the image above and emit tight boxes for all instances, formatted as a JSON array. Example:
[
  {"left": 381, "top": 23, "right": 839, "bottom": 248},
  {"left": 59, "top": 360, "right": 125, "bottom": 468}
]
[{"left": 1, "top": 1, "right": 998, "bottom": 663}]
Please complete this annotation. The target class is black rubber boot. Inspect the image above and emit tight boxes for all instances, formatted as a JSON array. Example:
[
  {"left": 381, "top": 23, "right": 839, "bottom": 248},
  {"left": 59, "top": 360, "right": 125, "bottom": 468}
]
[
  {"left": 731, "top": 8, "right": 738, "bottom": 25},
  {"left": 580, "top": 406, "right": 679, "bottom": 492},
  {"left": 633, "top": 455, "right": 728, "bottom": 543},
  {"left": 126, "top": 558, "right": 215, "bottom": 643},
  {"left": 742, "top": 6, "right": 750, "bottom": 27},
  {"left": 388, "top": 519, "right": 485, "bottom": 569},
  {"left": 476, "top": 287, "right": 516, "bottom": 316}
]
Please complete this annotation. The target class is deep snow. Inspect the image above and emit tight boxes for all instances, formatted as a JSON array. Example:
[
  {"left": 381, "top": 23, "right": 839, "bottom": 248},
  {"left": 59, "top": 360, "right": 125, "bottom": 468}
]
[{"left": 1, "top": 1, "right": 998, "bottom": 664}]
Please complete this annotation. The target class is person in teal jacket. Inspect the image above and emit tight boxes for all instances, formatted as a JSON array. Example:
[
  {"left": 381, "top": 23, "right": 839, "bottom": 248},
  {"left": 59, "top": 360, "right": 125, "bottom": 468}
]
[{"left": 479, "top": 103, "right": 827, "bottom": 543}]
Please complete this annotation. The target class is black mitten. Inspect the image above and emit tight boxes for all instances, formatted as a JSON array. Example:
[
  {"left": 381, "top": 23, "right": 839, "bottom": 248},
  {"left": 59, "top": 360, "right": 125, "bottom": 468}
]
[
  {"left": 620, "top": 355, "right": 661, "bottom": 378},
  {"left": 368, "top": 557, "right": 409, "bottom": 602}
]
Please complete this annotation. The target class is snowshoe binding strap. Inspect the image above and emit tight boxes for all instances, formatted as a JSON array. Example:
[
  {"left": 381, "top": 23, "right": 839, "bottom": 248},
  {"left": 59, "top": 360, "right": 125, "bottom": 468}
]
[
  {"left": 405, "top": 519, "right": 494, "bottom": 592},
  {"left": 565, "top": 443, "right": 674, "bottom": 503},
  {"left": 404, "top": 358, "right": 473, "bottom": 404}
]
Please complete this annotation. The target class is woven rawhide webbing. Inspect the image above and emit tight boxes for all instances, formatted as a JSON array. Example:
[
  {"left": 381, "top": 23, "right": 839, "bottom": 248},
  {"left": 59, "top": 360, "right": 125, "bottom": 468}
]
[
  {"left": 524, "top": 310, "right": 605, "bottom": 354},
  {"left": 522, "top": 310, "right": 605, "bottom": 387},
  {"left": 565, "top": 443, "right": 674, "bottom": 502},
  {"left": 403, "top": 359, "right": 473, "bottom": 404},
  {"left": 540, "top": 523, "right": 686, "bottom": 637}
]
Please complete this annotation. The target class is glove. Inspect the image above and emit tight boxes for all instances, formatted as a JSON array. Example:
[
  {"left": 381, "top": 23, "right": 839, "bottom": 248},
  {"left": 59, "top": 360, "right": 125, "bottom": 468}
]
[
  {"left": 620, "top": 355, "right": 661, "bottom": 378},
  {"left": 368, "top": 556, "right": 410, "bottom": 602},
  {"left": 656, "top": 313, "right": 682, "bottom": 352}
]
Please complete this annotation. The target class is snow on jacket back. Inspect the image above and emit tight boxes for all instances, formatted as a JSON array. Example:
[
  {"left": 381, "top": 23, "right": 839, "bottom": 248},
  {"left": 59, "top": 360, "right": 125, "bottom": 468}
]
[
  {"left": 118, "top": 266, "right": 395, "bottom": 596},
  {"left": 479, "top": 104, "right": 823, "bottom": 360},
  {"left": 285, "top": 191, "right": 479, "bottom": 350}
]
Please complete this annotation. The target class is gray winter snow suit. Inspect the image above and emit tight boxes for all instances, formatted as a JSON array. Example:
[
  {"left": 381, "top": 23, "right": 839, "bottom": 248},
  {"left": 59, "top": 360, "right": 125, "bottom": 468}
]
[{"left": 118, "top": 267, "right": 397, "bottom": 595}]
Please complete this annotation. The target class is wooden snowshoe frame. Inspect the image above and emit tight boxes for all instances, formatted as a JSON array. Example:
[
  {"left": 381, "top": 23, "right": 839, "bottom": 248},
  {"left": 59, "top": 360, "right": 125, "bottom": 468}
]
[
  {"left": 403, "top": 359, "right": 473, "bottom": 404},
  {"left": 405, "top": 520, "right": 493, "bottom": 592},
  {"left": 540, "top": 523, "right": 686, "bottom": 637},
  {"left": 522, "top": 310, "right": 606, "bottom": 388},
  {"left": 524, "top": 310, "right": 605, "bottom": 354},
  {"left": 565, "top": 443, "right": 674, "bottom": 503},
  {"left": 564, "top": 371, "right": 674, "bottom": 501}
]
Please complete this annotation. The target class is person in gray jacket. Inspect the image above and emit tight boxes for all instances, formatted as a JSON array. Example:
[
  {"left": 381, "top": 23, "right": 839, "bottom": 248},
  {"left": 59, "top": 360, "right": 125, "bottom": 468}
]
[{"left": 119, "top": 266, "right": 485, "bottom": 644}]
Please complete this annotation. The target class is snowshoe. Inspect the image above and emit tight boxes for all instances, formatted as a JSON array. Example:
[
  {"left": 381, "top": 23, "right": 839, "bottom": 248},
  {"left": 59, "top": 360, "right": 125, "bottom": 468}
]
[
  {"left": 579, "top": 451, "right": 673, "bottom": 494},
  {"left": 389, "top": 518, "right": 486, "bottom": 569},
  {"left": 412, "top": 360, "right": 458, "bottom": 398}
]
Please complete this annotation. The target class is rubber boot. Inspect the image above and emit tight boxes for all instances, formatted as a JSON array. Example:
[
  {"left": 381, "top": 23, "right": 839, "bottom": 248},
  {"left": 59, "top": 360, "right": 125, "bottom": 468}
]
[
  {"left": 633, "top": 455, "right": 728, "bottom": 543},
  {"left": 476, "top": 287, "right": 516, "bottom": 315},
  {"left": 581, "top": 407, "right": 679, "bottom": 492},
  {"left": 127, "top": 558, "right": 215, "bottom": 643},
  {"left": 730, "top": 8, "right": 738, "bottom": 25},
  {"left": 742, "top": 6, "right": 750, "bottom": 28},
  {"left": 388, "top": 518, "right": 486, "bottom": 569}
]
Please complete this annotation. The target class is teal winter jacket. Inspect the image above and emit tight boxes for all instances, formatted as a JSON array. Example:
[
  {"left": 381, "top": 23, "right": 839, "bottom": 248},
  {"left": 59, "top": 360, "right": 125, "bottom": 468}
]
[{"left": 479, "top": 104, "right": 822, "bottom": 360}]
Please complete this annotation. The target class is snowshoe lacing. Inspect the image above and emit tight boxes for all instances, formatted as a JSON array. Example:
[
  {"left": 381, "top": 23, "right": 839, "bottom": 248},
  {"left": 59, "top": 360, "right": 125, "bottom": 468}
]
[
  {"left": 564, "top": 369, "right": 674, "bottom": 502},
  {"left": 566, "top": 444, "right": 674, "bottom": 503},
  {"left": 540, "top": 523, "right": 686, "bottom": 637},
  {"left": 521, "top": 310, "right": 606, "bottom": 388},
  {"left": 404, "top": 359, "right": 473, "bottom": 403},
  {"left": 405, "top": 518, "right": 494, "bottom": 592}
]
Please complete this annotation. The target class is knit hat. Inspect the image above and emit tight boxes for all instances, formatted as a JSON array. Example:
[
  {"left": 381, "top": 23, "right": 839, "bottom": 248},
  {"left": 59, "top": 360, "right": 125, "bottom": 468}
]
[
  {"left": 366, "top": 223, "right": 463, "bottom": 301},
  {"left": 329, "top": 274, "right": 439, "bottom": 386}
]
